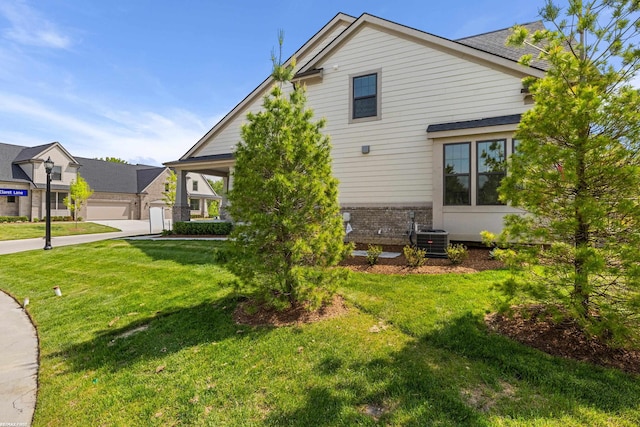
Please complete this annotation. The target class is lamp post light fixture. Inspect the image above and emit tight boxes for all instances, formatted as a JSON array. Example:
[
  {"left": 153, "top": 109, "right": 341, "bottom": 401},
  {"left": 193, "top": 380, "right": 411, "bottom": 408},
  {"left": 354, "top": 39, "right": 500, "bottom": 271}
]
[{"left": 44, "top": 156, "right": 54, "bottom": 250}]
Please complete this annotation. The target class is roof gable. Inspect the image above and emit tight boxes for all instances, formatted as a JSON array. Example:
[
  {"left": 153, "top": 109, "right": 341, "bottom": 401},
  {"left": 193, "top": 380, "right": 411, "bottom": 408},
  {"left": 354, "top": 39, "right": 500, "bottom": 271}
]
[
  {"left": 14, "top": 141, "right": 79, "bottom": 165},
  {"left": 179, "top": 13, "right": 356, "bottom": 160},
  {"left": 297, "top": 13, "right": 546, "bottom": 77},
  {"left": 137, "top": 167, "right": 168, "bottom": 193}
]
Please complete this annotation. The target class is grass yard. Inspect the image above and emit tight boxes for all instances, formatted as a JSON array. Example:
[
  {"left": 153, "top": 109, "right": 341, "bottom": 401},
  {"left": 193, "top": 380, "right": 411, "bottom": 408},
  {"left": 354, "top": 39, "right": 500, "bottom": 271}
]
[
  {"left": 0, "top": 221, "right": 119, "bottom": 241},
  {"left": 0, "top": 240, "right": 638, "bottom": 426}
]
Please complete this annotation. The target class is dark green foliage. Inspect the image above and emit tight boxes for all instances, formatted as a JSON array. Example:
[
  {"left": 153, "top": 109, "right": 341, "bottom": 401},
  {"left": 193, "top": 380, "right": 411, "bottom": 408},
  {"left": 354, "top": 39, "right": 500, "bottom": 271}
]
[
  {"left": 174, "top": 221, "right": 233, "bottom": 235},
  {"left": 42, "top": 216, "right": 74, "bottom": 222},
  {"left": 227, "top": 37, "right": 348, "bottom": 310},
  {"left": 0, "top": 216, "right": 29, "bottom": 223}
]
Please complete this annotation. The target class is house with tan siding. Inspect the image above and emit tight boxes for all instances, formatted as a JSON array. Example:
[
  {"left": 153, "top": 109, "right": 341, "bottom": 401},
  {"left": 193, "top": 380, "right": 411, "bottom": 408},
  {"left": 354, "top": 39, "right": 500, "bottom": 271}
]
[
  {"left": 166, "top": 13, "right": 546, "bottom": 243},
  {"left": 0, "top": 141, "right": 219, "bottom": 222}
]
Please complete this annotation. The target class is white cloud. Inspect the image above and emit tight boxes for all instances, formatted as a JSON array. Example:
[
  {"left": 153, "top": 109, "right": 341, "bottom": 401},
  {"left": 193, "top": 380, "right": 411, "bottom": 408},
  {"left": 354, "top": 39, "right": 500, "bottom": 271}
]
[
  {"left": 0, "top": 0, "right": 72, "bottom": 49},
  {"left": 0, "top": 91, "right": 224, "bottom": 166}
]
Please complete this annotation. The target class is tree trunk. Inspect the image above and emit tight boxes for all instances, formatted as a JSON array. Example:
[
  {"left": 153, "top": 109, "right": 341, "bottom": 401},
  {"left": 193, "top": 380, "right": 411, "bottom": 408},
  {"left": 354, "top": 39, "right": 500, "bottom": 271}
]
[{"left": 573, "top": 141, "right": 590, "bottom": 318}]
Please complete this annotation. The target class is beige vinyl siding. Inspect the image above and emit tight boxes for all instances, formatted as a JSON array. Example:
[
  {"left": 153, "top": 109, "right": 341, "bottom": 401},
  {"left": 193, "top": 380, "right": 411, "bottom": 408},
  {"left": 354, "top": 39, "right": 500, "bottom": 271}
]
[
  {"left": 303, "top": 25, "right": 529, "bottom": 205},
  {"left": 193, "top": 22, "right": 351, "bottom": 158},
  {"left": 192, "top": 23, "right": 531, "bottom": 207}
]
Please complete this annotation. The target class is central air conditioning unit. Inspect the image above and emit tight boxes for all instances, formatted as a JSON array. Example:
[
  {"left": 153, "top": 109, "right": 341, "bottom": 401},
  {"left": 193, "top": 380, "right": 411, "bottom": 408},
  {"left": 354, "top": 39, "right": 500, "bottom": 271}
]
[{"left": 416, "top": 229, "right": 449, "bottom": 258}]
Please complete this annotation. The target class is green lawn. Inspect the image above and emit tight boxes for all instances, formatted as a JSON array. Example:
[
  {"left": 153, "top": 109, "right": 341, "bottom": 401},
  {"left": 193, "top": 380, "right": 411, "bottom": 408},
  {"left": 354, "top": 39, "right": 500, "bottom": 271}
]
[
  {"left": 0, "top": 240, "right": 638, "bottom": 426},
  {"left": 0, "top": 222, "right": 119, "bottom": 241}
]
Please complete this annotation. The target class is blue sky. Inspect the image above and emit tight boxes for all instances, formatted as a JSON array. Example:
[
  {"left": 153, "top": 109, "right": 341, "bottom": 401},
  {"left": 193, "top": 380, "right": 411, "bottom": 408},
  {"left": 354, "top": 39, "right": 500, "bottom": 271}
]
[{"left": 0, "top": 0, "right": 543, "bottom": 166}]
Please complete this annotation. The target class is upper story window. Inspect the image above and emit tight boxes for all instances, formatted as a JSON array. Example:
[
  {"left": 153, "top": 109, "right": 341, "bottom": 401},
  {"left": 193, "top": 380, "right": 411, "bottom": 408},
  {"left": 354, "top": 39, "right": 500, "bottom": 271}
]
[
  {"left": 444, "top": 143, "right": 471, "bottom": 205},
  {"left": 51, "top": 166, "right": 62, "bottom": 181},
  {"left": 349, "top": 70, "right": 381, "bottom": 123},
  {"left": 477, "top": 140, "right": 506, "bottom": 205},
  {"left": 192, "top": 181, "right": 198, "bottom": 191}
]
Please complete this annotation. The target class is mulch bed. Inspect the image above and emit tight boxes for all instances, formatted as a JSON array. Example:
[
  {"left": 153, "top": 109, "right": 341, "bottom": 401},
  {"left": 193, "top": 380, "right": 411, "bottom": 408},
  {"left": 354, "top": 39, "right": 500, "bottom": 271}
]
[
  {"left": 234, "top": 295, "right": 349, "bottom": 327},
  {"left": 486, "top": 306, "right": 640, "bottom": 375},
  {"left": 339, "top": 245, "right": 501, "bottom": 274}
]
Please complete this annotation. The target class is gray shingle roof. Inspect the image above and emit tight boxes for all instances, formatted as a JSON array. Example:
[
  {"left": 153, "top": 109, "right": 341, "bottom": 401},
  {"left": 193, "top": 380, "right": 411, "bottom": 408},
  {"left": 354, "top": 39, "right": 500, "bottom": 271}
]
[
  {"left": 0, "top": 143, "right": 34, "bottom": 184},
  {"left": 427, "top": 114, "right": 522, "bottom": 133},
  {"left": 13, "top": 143, "right": 57, "bottom": 163},
  {"left": 456, "top": 21, "right": 549, "bottom": 71},
  {"left": 75, "top": 157, "right": 166, "bottom": 194}
]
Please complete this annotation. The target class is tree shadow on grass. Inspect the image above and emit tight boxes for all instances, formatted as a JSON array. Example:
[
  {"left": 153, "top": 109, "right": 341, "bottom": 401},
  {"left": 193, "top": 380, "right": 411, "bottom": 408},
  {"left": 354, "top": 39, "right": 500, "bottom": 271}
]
[
  {"left": 424, "top": 313, "right": 640, "bottom": 416},
  {"left": 123, "top": 239, "right": 227, "bottom": 266},
  {"left": 265, "top": 313, "right": 640, "bottom": 426},
  {"left": 49, "top": 294, "right": 266, "bottom": 374}
]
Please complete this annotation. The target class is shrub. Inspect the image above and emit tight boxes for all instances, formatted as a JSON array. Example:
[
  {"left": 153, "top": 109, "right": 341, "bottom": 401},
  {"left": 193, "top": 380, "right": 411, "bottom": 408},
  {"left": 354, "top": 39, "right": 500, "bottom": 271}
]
[
  {"left": 42, "top": 216, "right": 73, "bottom": 222},
  {"left": 0, "top": 216, "right": 29, "bottom": 223},
  {"left": 403, "top": 245, "right": 426, "bottom": 267},
  {"left": 174, "top": 221, "right": 233, "bottom": 236},
  {"left": 447, "top": 243, "right": 468, "bottom": 265},
  {"left": 366, "top": 244, "right": 383, "bottom": 266}
]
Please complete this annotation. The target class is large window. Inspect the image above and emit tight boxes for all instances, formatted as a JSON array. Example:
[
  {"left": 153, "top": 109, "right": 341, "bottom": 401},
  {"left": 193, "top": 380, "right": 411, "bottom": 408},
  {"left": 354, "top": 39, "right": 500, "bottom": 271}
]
[
  {"left": 444, "top": 143, "right": 471, "bottom": 205},
  {"left": 50, "top": 192, "right": 68, "bottom": 210},
  {"left": 350, "top": 70, "right": 381, "bottom": 122},
  {"left": 51, "top": 166, "right": 62, "bottom": 181},
  {"left": 189, "top": 198, "right": 200, "bottom": 211},
  {"left": 477, "top": 140, "right": 506, "bottom": 205}
]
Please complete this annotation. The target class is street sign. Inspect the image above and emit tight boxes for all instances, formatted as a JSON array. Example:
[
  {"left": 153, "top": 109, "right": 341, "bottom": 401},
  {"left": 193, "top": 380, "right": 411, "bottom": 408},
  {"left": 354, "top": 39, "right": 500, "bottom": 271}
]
[{"left": 0, "top": 189, "right": 28, "bottom": 196}]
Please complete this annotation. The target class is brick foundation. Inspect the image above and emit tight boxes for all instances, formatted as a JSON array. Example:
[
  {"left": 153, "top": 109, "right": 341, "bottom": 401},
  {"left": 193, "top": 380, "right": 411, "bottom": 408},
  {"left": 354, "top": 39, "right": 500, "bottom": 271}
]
[{"left": 342, "top": 205, "right": 433, "bottom": 245}]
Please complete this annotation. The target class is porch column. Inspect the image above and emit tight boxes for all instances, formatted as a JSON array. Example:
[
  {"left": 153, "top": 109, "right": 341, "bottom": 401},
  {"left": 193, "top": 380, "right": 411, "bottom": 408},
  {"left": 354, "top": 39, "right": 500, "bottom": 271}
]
[
  {"left": 172, "top": 169, "right": 190, "bottom": 222},
  {"left": 219, "top": 167, "right": 233, "bottom": 221}
]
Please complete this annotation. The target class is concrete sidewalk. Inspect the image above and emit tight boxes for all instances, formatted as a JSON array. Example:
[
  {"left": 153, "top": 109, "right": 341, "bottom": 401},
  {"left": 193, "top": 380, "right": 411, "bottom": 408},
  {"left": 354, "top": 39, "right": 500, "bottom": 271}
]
[
  {"left": 0, "top": 291, "right": 38, "bottom": 426},
  {"left": 0, "top": 220, "right": 153, "bottom": 255}
]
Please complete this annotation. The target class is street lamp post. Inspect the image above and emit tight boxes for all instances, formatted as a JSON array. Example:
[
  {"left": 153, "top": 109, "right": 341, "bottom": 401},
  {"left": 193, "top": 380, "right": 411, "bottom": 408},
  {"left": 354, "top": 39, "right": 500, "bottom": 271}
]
[{"left": 44, "top": 157, "right": 54, "bottom": 250}]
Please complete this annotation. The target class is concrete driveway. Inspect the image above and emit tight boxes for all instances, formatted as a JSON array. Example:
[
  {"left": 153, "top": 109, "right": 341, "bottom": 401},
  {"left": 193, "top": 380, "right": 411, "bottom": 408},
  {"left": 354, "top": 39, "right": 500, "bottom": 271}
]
[{"left": 0, "top": 220, "right": 154, "bottom": 255}]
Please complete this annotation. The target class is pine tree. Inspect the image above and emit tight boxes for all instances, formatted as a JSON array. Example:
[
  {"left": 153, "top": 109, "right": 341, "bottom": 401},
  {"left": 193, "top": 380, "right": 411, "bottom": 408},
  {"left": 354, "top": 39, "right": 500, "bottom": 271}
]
[
  {"left": 493, "top": 0, "right": 640, "bottom": 344},
  {"left": 227, "top": 34, "right": 349, "bottom": 310}
]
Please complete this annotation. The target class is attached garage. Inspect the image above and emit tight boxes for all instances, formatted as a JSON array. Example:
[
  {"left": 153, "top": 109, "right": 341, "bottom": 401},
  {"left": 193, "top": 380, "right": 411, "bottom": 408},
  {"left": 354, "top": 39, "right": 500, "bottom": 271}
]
[{"left": 86, "top": 201, "right": 131, "bottom": 220}]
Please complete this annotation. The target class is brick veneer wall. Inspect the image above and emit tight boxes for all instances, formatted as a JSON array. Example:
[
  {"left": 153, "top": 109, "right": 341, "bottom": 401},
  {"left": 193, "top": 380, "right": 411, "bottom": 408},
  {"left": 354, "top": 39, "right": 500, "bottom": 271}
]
[{"left": 341, "top": 206, "right": 433, "bottom": 245}]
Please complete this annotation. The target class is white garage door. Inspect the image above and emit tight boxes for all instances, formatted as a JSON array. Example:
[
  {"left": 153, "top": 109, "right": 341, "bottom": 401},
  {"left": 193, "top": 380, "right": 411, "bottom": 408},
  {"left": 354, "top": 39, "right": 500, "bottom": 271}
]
[{"left": 86, "top": 202, "right": 130, "bottom": 220}]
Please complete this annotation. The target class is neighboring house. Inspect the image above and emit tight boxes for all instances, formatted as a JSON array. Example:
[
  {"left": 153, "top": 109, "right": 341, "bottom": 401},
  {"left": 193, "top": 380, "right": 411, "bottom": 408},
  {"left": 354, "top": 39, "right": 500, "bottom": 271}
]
[
  {"left": 185, "top": 173, "right": 220, "bottom": 218},
  {"left": 0, "top": 141, "right": 218, "bottom": 222},
  {"left": 165, "top": 13, "right": 547, "bottom": 243}
]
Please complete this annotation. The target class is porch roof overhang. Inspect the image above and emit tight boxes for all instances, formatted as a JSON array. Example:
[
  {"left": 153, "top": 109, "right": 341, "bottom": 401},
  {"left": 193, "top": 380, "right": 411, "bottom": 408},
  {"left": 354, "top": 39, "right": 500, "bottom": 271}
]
[
  {"left": 426, "top": 114, "right": 522, "bottom": 139},
  {"left": 164, "top": 153, "right": 235, "bottom": 177}
]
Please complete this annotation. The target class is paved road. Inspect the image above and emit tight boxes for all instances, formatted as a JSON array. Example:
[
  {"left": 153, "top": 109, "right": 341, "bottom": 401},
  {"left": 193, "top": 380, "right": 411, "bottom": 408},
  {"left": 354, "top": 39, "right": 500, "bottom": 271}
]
[
  {"left": 0, "top": 220, "right": 154, "bottom": 425},
  {"left": 0, "top": 220, "right": 153, "bottom": 255}
]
